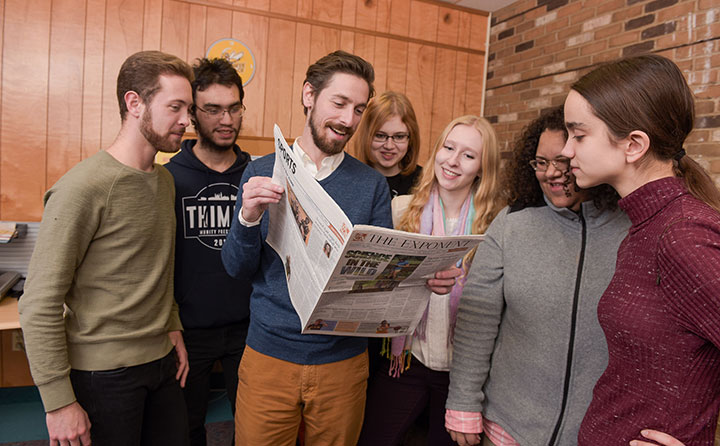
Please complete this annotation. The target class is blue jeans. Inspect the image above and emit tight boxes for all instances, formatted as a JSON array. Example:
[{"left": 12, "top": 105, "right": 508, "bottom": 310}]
[
  {"left": 182, "top": 321, "right": 248, "bottom": 446},
  {"left": 70, "top": 351, "right": 189, "bottom": 446}
]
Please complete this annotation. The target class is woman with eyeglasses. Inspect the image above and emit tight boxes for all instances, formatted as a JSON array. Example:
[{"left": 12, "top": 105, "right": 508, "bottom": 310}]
[
  {"left": 358, "top": 115, "right": 505, "bottom": 446},
  {"left": 444, "top": 106, "right": 630, "bottom": 446},
  {"left": 560, "top": 55, "right": 720, "bottom": 446},
  {"left": 352, "top": 91, "right": 423, "bottom": 198}
]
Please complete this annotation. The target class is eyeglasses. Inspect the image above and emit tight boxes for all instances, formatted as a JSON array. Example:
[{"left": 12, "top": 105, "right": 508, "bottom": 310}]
[
  {"left": 373, "top": 132, "right": 410, "bottom": 144},
  {"left": 194, "top": 103, "right": 246, "bottom": 119},
  {"left": 529, "top": 157, "right": 571, "bottom": 172}
]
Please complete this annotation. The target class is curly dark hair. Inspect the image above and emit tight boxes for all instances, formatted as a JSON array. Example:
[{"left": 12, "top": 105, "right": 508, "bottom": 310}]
[
  {"left": 191, "top": 58, "right": 244, "bottom": 103},
  {"left": 504, "top": 106, "right": 619, "bottom": 211}
]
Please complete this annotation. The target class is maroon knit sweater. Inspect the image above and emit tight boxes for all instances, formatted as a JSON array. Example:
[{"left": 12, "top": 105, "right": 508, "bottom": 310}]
[{"left": 578, "top": 177, "right": 720, "bottom": 446}]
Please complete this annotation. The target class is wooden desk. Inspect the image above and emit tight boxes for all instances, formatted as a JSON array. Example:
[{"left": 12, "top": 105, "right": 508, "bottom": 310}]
[
  {"left": 0, "top": 297, "right": 21, "bottom": 330},
  {"left": 0, "top": 297, "right": 32, "bottom": 386}
]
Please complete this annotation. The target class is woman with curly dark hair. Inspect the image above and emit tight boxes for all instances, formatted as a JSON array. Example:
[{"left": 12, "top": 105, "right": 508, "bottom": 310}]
[{"left": 445, "top": 106, "right": 630, "bottom": 446}]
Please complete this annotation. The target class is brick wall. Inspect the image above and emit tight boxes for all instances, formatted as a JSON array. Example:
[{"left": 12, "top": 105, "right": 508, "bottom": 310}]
[{"left": 484, "top": 0, "right": 720, "bottom": 186}]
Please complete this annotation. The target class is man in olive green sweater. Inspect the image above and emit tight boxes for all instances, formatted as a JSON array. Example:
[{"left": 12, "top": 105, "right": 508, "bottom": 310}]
[{"left": 19, "top": 51, "right": 194, "bottom": 446}]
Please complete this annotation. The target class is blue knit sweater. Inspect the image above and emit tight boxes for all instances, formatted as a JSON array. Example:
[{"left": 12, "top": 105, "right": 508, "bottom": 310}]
[{"left": 222, "top": 151, "right": 392, "bottom": 364}]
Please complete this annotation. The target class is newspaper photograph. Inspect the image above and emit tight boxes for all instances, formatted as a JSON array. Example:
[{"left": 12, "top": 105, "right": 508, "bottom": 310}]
[{"left": 265, "top": 125, "right": 483, "bottom": 338}]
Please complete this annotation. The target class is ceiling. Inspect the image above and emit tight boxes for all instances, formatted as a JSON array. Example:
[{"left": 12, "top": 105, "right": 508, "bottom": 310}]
[{"left": 436, "top": 0, "right": 518, "bottom": 12}]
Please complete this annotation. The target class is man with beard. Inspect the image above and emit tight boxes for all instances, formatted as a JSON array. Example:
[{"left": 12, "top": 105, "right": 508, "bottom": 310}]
[
  {"left": 165, "top": 58, "right": 252, "bottom": 446},
  {"left": 221, "top": 51, "right": 460, "bottom": 446},
  {"left": 19, "top": 51, "right": 193, "bottom": 446}
]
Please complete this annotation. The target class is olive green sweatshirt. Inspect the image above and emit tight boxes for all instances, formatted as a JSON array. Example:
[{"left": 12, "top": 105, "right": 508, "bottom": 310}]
[{"left": 19, "top": 150, "right": 182, "bottom": 412}]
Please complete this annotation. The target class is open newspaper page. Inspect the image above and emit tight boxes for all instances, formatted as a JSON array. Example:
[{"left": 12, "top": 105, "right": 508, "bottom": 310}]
[
  {"left": 306, "top": 226, "right": 482, "bottom": 337},
  {"left": 266, "top": 125, "right": 355, "bottom": 331},
  {"left": 265, "top": 125, "right": 483, "bottom": 338}
]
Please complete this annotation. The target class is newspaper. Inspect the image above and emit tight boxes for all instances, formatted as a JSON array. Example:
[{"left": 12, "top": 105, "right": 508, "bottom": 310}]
[{"left": 266, "top": 125, "right": 483, "bottom": 337}]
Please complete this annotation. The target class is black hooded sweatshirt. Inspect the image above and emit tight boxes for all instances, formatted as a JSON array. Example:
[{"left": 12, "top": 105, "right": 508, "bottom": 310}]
[{"left": 165, "top": 139, "right": 252, "bottom": 329}]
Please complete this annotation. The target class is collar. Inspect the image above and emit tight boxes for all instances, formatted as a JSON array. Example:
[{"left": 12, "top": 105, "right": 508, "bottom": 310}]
[
  {"left": 292, "top": 138, "right": 344, "bottom": 181},
  {"left": 619, "top": 176, "right": 687, "bottom": 226}
]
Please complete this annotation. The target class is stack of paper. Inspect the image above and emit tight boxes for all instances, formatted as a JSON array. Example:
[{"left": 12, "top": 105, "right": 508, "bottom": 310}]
[{"left": 0, "top": 222, "right": 17, "bottom": 243}]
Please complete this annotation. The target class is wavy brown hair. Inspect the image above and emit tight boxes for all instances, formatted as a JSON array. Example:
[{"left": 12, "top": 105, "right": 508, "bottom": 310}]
[
  {"left": 397, "top": 116, "right": 505, "bottom": 265},
  {"left": 351, "top": 91, "right": 421, "bottom": 176},
  {"left": 505, "top": 106, "right": 619, "bottom": 211},
  {"left": 572, "top": 55, "right": 720, "bottom": 212}
]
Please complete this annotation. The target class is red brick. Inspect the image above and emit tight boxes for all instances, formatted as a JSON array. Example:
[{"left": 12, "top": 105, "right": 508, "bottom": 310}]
[
  {"left": 710, "top": 159, "right": 720, "bottom": 174},
  {"left": 695, "top": 85, "right": 720, "bottom": 100},
  {"left": 595, "top": 23, "right": 623, "bottom": 39},
  {"left": 610, "top": 31, "right": 640, "bottom": 47},
  {"left": 545, "top": 41, "right": 567, "bottom": 54},
  {"left": 581, "top": 40, "right": 608, "bottom": 56},
  {"left": 570, "top": 8, "right": 597, "bottom": 25},
  {"left": 657, "top": 31, "right": 690, "bottom": 49},
  {"left": 520, "top": 89, "right": 541, "bottom": 100},
  {"left": 531, "top": 76, "right": 555, "bottom": 87},
  {"left": 558, "top": 24, "right": 582, "bottom": 39},
  {"left": 551, "top": 95, "right": 568, "bottom": 107},
  {"left": 685, "top": 129, "right": 710, "bottom": 143},
  {"left": 592, "top": 48, "right": 623, "bottom": 64},
  {"left": 687, "top": 144, "right": 720, "bottom": 157},
  {"left": 597, "top": 0, "right": 626, "bottom": 14},
  {"left": 536, "top": 33, "right": 558, "bottom": 46},
  {"left": 699, "top": 0, "right": 719, "bottom": 9},
  {"left": 546, "top": 16, "right": 570, "bottom": 33},
  {"left": 518, "top": 21, "right": 534, "bottom": 33},
  {"left": 696, "top": 101, "right": 716, "bottom": 115},
  {"left": 524, "top": 25, "right": 546, "bottom": 40},
  {"left": 657, "top": 2, "right": 696, "bottom": 22},
  {"left": 568, "top": 55, "right": 593, "bottom": 69},
  {"left": 556, "top": 47, "right": 579, "bottom": 61},
  {"left": 613, "top": 4, "right": 644, "bottom": 21},
  {"left": 675, "top": 45, "right": 692, "bottom": 59},
  {"left": 533, "top": 54, "right": 556, "bottom": 67},
  {"left": 556, "top": 1, "right": 584, "bottom": 19}
]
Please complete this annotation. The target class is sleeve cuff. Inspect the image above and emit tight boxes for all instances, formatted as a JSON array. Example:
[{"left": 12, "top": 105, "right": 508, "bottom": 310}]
[
  {"left": 238, "top": 207, "right": 263, "bottom": 227},
  {"left": 38, "top": 376, "right": 77, "bottom": 413},
  {"left": 445, "top": 409, "right": 484, "bottom": 434}
]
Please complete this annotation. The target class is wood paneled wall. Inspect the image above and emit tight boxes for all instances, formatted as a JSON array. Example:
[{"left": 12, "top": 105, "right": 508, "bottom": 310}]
[{"left": 0, "top": 0, "right": 488, "bottom": 221}]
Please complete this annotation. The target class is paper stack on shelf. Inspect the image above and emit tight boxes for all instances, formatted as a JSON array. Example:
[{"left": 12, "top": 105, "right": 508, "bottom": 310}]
[{"left": 0, "top": 222, "right": 18, "bottom": 243}]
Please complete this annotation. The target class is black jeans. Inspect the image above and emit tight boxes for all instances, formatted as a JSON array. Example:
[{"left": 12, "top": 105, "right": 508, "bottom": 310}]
[
  {"left": 182, "top": 321, "right": 248, "bottom": 446},
  {"left": 358, "top": 357, "right": 455, "bottom": 446},
  {"left": 70, "top": 351, "right": 189, "bottom": 446}
]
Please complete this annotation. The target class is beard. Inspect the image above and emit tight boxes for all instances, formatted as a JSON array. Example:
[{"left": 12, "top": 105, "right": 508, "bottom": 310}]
[
  {"left": 194, "top": 118, "right": 240, "bottom": 153},
  {"left": 309, "top": 108, "right": 353, "bottom": 156},
  {"left": 140, "top": 109, "right": 184, "bottom": 153}
]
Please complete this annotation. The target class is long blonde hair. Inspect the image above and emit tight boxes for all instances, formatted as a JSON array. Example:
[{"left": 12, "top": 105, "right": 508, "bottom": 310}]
[{"left": 397, "top": 116, "right": 504, "bottom": 263}]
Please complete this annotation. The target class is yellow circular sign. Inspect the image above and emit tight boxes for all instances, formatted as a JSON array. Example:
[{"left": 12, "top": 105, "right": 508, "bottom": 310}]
[{"left": 206, "top": 38, "right": 255, "bottom": 86}]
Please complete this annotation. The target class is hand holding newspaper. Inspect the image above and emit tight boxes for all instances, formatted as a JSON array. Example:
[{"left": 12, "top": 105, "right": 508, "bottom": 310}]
[{"left": 266, "top": 125, "right": 483, "bottom": 337}]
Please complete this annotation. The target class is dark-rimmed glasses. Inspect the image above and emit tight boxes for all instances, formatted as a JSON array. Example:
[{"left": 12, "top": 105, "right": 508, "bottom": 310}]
[
  {"left": 529, "top": 157, "right": 570, "bottom": 172},
  {"left": 373, "top": 132, "right": 410, "bottom": 144}
]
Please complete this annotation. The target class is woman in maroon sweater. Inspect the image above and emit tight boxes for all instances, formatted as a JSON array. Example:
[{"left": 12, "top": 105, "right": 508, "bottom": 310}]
[{"left": 562, "top": 55, "right": 720, "bottom": 446}]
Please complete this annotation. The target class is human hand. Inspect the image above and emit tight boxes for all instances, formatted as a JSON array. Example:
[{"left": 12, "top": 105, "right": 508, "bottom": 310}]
[
  {"left": 241, "top": 176, "right": 284, "bottom": 222},
  {"left": 447, "top": 429, "right": 481, "bottom": 446},
  {"left": 427, "top": 266, "right": 462, "bottom": 295},
  {"left": 630, "top": 429, "right": 685, "bottom": 446},
  {"left": 169, "top": 330, "right": 189, "bottom": 388},
  {"left": 46, "top": 401, "right": 92, "bottom": 446}
]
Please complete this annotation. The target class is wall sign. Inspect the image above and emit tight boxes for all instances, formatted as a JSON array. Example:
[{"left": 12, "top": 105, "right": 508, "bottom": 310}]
[{"left": 206, "top": 38, "right": 256, "bottom": 86}]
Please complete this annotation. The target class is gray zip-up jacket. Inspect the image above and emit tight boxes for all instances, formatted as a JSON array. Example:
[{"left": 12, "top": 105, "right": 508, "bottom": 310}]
[{"left": 447, "top": 198, "right": 630, "bottom": 446}]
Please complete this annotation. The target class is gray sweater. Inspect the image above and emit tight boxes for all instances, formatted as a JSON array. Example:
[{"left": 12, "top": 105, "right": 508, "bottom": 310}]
[{"left": 446, "top": 198, "right": 630, "bottom": 446}]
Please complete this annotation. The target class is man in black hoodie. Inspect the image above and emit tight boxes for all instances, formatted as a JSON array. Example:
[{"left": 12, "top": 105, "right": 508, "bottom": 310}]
[{"left": 165, "top": 58, "right": 252, "bottom": 446}]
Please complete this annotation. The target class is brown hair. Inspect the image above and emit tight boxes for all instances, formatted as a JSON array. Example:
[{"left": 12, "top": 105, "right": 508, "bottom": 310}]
[
  {"left": 351, "top": 91, "right": 421, "bottom": 176},
  {"left": 506, "top": 106, "right": 619, "bottom": 211},
  {"left": 116, "top": 51, "right": 194, "bottom": 121},
  {"left": 572, "top": 54, "right": 720, "bottom": 212},
  {"left": 397, "top": 116, "right": 504, "bottom": 266},
  {"left": 302, "top": 50, "right": 375, "bottom": 115}
]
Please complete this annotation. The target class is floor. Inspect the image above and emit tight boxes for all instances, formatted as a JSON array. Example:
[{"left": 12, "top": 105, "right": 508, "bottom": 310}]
[{"left": 0, "top": 385, "right": 233, "bottom": 445}]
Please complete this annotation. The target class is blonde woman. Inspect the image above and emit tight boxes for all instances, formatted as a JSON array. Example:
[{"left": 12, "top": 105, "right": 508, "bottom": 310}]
[{"left": 357, "top": 116, "right": 505, "bottom": 446}]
